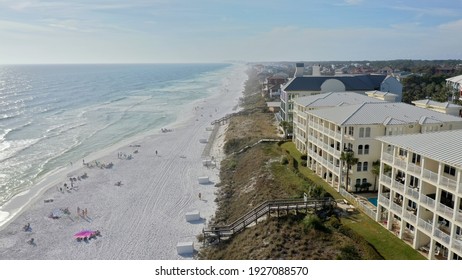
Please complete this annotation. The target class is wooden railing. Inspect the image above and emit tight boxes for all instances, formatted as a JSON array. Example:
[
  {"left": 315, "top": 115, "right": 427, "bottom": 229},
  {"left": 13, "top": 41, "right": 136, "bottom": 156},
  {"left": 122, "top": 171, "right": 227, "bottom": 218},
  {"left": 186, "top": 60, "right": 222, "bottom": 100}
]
[{"left": 203, "top": 198, "right": 336, "bottom": 242}]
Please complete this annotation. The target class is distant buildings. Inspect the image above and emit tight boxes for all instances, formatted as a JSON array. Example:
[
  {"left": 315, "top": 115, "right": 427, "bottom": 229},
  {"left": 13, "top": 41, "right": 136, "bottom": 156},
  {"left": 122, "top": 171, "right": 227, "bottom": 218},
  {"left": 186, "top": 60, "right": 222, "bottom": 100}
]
[{"left": 279, "top": 63, "right": 403, "bottom": 122}]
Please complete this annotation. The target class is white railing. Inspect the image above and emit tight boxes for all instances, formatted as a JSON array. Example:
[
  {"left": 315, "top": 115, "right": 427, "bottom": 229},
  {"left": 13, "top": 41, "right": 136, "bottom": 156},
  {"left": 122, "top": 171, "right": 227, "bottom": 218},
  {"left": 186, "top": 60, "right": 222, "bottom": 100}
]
[
  {"left": 403, "top": 210, "right": 417, "bottom": 224},
  {"left": 339, "top": 188, "right": 377, "bottom": 220},
  {"left": 381, "top": 175, "right": 392, "bottom": 186},
  {"left": 418, "top": 218, "right": 433, "bottom": 233},
  {"left": 437, "top": 203, "right": 454, "bottom": 218},
  {"left": 407, "top": 162, "right": 422, "bottom": 175},
  {"left": 382, "top": 153, "right": 393, "bottom": 164},
  {"left": 434, "top": 228, "right": 451, "bottom": 245},
  {"left": 394, "top": 157, "right": 407, "bottom": 170},
  {"left": 392, "top": 180, "right": 405, "bottom": 193},
  {"left": 453, "top": 239, "right": 462, "bottom": 254},
  {"left": 406, "top": 187, "right": 419, "bottom": 200},
  {"left": 420, "top": 195, "right": 436, "bottom": 209},
  {"left": 378, "top": 194, "right": 390, "bottom": 207},
  {"left": 391, "top": 202, "right": 403, "bottom": 214},
  {"left": 456, "top": 211, "right": 462, "bottom": 223},
  {"left": 439, "top": 176, "right": 457, "bottom": 192},
  {"left": 422, "top": 168, "right": 439, "bottom": 183}
]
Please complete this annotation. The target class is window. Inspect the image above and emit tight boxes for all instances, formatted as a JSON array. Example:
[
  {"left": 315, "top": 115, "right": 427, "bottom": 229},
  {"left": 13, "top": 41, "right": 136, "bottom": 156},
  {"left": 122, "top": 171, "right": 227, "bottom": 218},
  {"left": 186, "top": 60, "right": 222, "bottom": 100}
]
[
  {"left": 363, "top": 162, "right": 368, "bottom": 171},
  {"left": 358, "top": 145, "right": 363, "bottom": 155},
  {"left": 362, "top": 178, "right": 368, "bottom": 184},
  {"left": 411, "top": 153, "right": 421, "bottom": 164},
  {"left": 348, "top": 126, "right": 354, "bottom": 136},
  {"left": 364, "top": 144, "right": 369, "bottom": 155},
  {"left": 398, "top": 148, "right": 407, "bottom": 157},
  {"left": 357, "top": 162, "right": 362, "bottom": 172},
  {"left": 444, "top": 164, "right": 456, "bottom": 176},
  {"left": 365, "top": 127, "right": 371, "bottom": 137},
  {"left": 356, "top": 179, "right": 361, "bottom": 186},
  {"left": 359, "top": 128, "right": 364, "bottom": 138}
]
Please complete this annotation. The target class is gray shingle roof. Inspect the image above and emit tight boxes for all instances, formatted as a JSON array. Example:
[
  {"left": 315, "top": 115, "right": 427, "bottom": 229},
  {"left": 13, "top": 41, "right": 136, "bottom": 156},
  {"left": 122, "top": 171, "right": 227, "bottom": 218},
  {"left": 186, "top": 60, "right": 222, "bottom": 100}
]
[
  {"left": 283, "top": 74, "right": 386, "bottom": 91},
  {"left": 378, "top": 129, "right": 462, "bottom": 168},
  {"left": 310, "top": 102, "right": 462, "bottom": 125},
  {"left": 412, "top": 99, "right": 462, "bottom": 109}
]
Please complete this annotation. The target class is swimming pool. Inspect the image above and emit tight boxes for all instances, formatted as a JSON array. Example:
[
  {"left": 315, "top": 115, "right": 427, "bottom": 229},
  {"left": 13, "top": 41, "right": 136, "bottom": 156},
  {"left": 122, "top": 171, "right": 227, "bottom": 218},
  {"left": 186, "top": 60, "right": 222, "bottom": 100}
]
[{"left": 368, "top": 197, "right": 378, "bottom": 206}]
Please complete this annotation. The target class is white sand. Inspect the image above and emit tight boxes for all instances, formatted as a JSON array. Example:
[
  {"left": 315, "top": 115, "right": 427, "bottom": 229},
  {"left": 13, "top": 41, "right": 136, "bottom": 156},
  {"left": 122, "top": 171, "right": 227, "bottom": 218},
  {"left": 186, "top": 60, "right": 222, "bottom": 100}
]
[{"left": 0, "top": 65, "right": 247, "bottom": 260}]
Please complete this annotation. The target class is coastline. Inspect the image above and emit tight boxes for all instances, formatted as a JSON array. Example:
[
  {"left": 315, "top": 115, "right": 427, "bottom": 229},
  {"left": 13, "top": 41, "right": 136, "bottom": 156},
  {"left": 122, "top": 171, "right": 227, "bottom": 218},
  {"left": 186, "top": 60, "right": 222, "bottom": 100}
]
[{"left": 0, "top": 64, "right": 247, "bottom": 259}]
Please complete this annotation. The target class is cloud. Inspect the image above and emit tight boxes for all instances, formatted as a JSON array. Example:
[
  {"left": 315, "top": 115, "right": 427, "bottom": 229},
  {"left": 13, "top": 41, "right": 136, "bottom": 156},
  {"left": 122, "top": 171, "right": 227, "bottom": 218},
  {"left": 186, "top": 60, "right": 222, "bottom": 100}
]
[
  {"left": 344, "top": 0, "right": 363, "bottom": 5},
  {"left": 438, "top": 19, "right": 462, "bottom": 30}
]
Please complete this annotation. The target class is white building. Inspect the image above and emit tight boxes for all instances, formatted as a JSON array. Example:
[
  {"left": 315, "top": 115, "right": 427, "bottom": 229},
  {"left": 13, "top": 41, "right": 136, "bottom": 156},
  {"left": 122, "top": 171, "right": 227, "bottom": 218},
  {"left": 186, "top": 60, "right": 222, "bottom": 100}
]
[
  {"left": 279, "top": 73, "right": 402, "bottom": 122},
  {"left": 365, "top": 90, "right": 399, "bottom": 102},
  {"left": 376, "top": 130, "right": 462, "bottom": 260},
  {"left": 304, "top": 102, "right": 462, "bottom": 192},
  {"left": 293, "top": 91, "right": 387, "bottom": 154},
  {"left": 412, "top": 99, "right": 462, "bottom": 117},
  {"left": 446, "top": 75, "right": 462, "bottom": 101}
]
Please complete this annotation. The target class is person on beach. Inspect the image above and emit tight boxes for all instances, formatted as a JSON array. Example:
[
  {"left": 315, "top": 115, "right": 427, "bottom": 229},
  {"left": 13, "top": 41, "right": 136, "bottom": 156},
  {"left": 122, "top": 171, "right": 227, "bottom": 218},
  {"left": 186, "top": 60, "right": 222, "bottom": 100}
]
[
  {"left": 155, "top": 150, "right": 158, "bottom": 156},
  {"left": 77, "top": 207, "right": 80, "bottom": 217},
  {"left": 198, "top": 193, "right": 202, "bottom": 200}
]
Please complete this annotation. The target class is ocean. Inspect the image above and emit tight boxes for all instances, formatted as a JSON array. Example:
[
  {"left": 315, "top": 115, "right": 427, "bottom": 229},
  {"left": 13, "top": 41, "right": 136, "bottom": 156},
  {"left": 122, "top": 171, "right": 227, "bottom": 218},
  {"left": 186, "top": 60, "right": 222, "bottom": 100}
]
[{"left": 0, "top": 63, "right": 237, "bottom": 208}]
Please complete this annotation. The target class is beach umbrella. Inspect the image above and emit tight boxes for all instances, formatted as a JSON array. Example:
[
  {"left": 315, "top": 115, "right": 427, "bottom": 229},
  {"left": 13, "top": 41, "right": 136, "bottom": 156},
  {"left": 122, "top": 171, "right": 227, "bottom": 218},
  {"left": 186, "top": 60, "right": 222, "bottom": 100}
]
[{"left": 73, "top": 230, "right": 94, "bottom": 239}]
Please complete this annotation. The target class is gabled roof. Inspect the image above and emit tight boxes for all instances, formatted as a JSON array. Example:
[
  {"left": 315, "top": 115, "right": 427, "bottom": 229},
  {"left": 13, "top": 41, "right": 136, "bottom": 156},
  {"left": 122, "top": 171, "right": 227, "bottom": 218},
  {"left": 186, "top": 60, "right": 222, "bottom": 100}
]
[
  {"left": 310, "top": 102, "right": 462, "bottom": 126},
  {"left": 412, "top": 99, "right": 462, "bottom": 109},
  {"left": 294, "top": 91, "right": 386, "bottom": 108},
  {"left": 378, "top": 129, "right": 462, "bottom": 168},
  {"left": 282, "top": 74, "right": 387, "bottom": 92}
]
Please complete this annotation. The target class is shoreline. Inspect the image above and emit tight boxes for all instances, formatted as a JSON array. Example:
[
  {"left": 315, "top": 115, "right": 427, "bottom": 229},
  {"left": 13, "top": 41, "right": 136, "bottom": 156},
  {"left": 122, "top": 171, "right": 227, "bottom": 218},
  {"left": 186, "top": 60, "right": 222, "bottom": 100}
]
[{"left": 0, "top": 64, "right": 247, "bottom": 259}]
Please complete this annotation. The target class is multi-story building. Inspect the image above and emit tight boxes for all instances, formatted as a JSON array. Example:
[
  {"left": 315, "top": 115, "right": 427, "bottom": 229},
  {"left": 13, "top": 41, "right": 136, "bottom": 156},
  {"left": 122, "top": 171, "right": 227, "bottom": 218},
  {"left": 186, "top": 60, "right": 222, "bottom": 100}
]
[
  {"left": 304, "top": 102, "right": 462, "bottom": 192},
  {"left": 446, "top": 74, "right": 462, "bottom": 101},
  {"left": 293, "top": 91, "right": 388, "bottom": 154},
  {"left": 376, "top": 130, "right": 462, "bottom": 260},
  {"left": 279, "top": 72, "right": 402, "bottom": 122}
]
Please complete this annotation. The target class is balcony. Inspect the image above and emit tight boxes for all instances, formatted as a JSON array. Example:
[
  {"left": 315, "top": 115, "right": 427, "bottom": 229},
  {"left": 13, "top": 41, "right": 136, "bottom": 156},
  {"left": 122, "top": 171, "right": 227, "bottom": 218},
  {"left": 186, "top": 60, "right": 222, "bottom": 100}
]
[
  {"left": 394, "top": 157, "right": 407, "bottom": 170},
  {"left": 403, "top": 210, "right": 417, "bottom": 224},
  {"left": 381, "top": 175, "right": 392, "bottom": 186},
  {"left": 456, "top": 211, "right": 462, "bottom": 223},
  {"left": 439, "top": 176, "right": 457, "bottom": 192},
  {"left": 437, "top": 202, "right": 454, "bottom": 218},
  {"left": 418, "top": 218, "right": 433, "bottom": 234},
  {"left": 406, "top": 187, "right": 419, "bottom": 200},
  {"left": 382, "top": 153, "right": 393, "bottom": 164},
  {"left": 391, "top": 201, "right": 403, "bottom": 214},
  {"left": 378, "top": 194, "right": 390, "bottom": 207},
  {"left": 434, "top": 228, "right": 451, "bottom": 245},
  {"left": 422, "top": 168, "right": 438, "bottom": 184},
  {"left": 453, "top": 238, "right": 462, "bottom": 254},
  {"left": 392, "top": 180, "right": 405, "bottom": 193},
  {"left": 407, "top": 162, "right": 422, "bottom": 175},
  {"left": 420, "top": 195, "right": 436, "bottom": 209}
]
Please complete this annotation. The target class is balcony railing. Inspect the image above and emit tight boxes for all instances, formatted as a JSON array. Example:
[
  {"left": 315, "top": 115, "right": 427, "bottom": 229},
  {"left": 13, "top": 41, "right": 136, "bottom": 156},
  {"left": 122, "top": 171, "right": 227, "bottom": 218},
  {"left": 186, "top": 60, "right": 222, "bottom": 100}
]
[
  {"left": 422, "top": 168, "right": 438, "bottom": 183},
  {"left": 406, "top": 187, "right": 419, "bottom": 200},
  {"left": 456, "top": 211, "right": 462, "bottom": 223},
  {"left": 391, "top": 201, "right": 403, "bottom": 214},
  {"left": 453, "top": 238, "right": 462, "bottom": 254},
  {"left": 437, "top": 202, "right": 454, "bottom": 218},
  {"left": 382, "top": 153, "right": 393, "bottom": 164},
  {"left": 418, "top": 218, "right": 433, "bottom": 234},
  {"left": 439, "top": 176, "right": 457, "bottom": 192},
  {"left": 407, "top": 162, "right": 422, "bottom": 175},
  {"left": 378, "top": 194, "right": 390, "bottom": 207},
  {"left": 420, "top": 195, "right": 436, "bottom": 209},
  {"left": 403, "top": 210, "right": 417, "bottom": 224},
  {"left": 434, "top": 228, "right": 451, "bottom": 245},
  {"left": 381, "top": 175, "right": 392, "bottom": 186},
  {"left": 392, "top": 180, "right": 405, "bottom": 193},
  {"left": 394, "top": 157, "right": 407, "bottom": 170}
]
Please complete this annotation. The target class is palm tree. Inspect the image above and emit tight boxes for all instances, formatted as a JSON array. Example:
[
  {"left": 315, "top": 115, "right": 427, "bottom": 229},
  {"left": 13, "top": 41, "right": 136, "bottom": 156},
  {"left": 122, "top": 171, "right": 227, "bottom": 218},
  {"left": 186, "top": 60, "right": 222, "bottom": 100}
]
[
  {"left": 340, "top": 151, "right": 358, "bottom": 190},
  {"left": 371, "top": 160, "right": 381, "bottom": 191}
]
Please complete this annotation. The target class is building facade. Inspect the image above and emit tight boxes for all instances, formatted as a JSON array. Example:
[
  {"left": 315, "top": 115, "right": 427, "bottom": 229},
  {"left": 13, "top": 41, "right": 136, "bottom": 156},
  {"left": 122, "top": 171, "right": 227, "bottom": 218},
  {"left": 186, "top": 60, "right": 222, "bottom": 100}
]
[
  {"left": 376, "top": 130, "right": 462, "bottom": 260},
  {"left": 303, "top": 103, "right": 462, "bottom": 193}
]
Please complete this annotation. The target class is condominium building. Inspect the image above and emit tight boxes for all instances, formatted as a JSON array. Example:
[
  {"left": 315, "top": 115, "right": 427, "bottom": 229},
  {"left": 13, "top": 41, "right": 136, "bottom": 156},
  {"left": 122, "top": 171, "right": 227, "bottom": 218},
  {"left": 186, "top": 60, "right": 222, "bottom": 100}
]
[
  {"left": 304, "top": 102, "right": 462, "bottom": 193},
  {"left": 446, "top": 74, "right": 462, "bottom": 101},
  {"left": 293, "top": 91, "right": 387, "bottom": 154},
  {"left": 279, "top": 74, "right": 402, "bottom": 122},
  {"left": 376, "top": 130, "right": 462, "bottom": 260}
]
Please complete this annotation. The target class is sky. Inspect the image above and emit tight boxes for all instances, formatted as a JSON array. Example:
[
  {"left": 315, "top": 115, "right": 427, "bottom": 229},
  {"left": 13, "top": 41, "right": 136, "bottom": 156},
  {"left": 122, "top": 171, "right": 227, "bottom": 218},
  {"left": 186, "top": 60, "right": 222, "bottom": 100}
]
[{"left": 0, "top": 0, "right": 461, "bottom": 64}]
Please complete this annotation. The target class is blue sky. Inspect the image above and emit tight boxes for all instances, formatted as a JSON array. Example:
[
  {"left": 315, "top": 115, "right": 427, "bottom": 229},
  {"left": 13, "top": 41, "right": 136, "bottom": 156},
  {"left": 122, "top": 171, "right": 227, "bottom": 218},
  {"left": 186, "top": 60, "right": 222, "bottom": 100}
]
[{"left": 0, "top": 0, "right": 461, "bottom": 63}]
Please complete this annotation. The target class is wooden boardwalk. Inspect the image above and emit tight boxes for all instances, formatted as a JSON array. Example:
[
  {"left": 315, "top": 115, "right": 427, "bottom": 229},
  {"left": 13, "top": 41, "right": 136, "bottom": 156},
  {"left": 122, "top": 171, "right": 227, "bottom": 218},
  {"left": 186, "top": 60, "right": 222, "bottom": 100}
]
[{"left": 203, "top": 198, "right": 336, "bottom": 243}]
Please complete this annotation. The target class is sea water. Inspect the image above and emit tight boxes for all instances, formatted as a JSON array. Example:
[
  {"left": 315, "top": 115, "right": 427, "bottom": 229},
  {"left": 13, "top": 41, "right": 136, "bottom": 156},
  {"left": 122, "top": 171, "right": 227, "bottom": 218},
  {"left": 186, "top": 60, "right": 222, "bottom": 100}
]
[{"left": 0, "top": 63, "right": 239, "bottom": 208}]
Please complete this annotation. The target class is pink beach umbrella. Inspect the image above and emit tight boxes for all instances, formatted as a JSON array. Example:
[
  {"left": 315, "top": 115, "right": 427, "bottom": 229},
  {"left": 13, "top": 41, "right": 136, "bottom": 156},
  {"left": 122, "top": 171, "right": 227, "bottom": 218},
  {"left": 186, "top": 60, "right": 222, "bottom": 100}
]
[{"left": 73, "top": 230, "right": 94, "bottom": 239}]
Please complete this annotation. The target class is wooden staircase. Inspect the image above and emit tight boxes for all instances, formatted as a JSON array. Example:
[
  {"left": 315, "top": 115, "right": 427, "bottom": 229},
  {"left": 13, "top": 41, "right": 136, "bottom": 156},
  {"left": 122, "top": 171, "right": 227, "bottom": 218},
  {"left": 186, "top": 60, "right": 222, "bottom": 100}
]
[{"left": 203, "top": 198, "right": 336, "bottom": 243}]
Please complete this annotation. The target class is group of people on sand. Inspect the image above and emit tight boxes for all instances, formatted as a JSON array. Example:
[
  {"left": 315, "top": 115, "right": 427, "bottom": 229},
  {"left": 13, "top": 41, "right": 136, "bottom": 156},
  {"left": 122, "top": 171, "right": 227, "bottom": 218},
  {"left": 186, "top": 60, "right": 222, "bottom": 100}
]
[{"left": 77, "top": 207, "right": 89, "bottom": 219}]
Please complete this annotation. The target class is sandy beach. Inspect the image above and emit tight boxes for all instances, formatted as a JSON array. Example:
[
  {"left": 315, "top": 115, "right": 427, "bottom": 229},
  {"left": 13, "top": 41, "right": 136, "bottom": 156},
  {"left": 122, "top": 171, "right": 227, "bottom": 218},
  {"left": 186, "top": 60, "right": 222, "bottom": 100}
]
[{"left": 0, "top": 66, "right": 246, "bottom": 260}]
